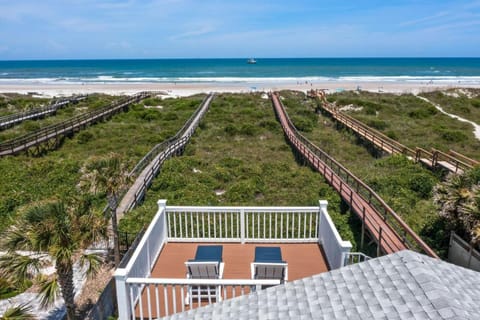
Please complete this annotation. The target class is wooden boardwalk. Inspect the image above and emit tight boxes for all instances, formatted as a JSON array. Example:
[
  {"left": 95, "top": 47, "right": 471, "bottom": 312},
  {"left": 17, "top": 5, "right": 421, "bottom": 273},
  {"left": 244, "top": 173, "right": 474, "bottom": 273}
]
[
  {"left": 0, "top": 92, "right": 150, "bottom": 157},
  {"left": 117, "top": 93, "right": 215, "bottom": 218},
  {"left": 311, "top": 91, "right": 477, "bottom": 174},
  {"left": 0, "top": 95, "right": 87, "bottom": 130},
  {"left": 272, "top": 93, "right": 437, "bottom": 257}
]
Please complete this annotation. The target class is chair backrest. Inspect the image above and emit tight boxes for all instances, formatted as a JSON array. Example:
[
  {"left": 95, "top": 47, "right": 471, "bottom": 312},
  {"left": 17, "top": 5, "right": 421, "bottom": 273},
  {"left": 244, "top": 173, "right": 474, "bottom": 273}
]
[
  {"left": 185, "top": 261, "right": 220, "bottom": 279},
  {"left": 252, "top": 262, "right": 287, "bottom": 281}
]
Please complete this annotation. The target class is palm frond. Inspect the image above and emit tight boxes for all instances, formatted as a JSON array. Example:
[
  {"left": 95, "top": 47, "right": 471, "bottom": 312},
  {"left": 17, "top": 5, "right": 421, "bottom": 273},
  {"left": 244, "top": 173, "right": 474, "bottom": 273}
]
[
  {"left": 0, "top": 303, "right": 35, "bottom": 320},
  {"left": 79, "top": 253, "right": 103, "bottom": 278},
  {"left": 37, "top": 276, "right": 60, "bottom": 309},
  {"left": 0, "top": 253, "right": 42, "bottom": 285}
]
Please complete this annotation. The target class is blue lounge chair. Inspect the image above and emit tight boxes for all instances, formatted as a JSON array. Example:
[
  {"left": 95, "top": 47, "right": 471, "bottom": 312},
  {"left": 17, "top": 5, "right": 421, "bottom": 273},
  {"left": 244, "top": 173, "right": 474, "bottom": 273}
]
[
  {"left": 251, "top": 247, "right": 288, "bottom": 288},
  {"left": 185, "top": 245, "right": 224, "bottom": 304}
]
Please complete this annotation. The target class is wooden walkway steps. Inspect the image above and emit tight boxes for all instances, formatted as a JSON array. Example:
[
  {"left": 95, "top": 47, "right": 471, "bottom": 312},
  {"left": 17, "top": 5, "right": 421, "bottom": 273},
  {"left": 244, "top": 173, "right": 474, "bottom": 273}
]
[
  {"left": 310, "top": 91, "right": 477, "bottom": 174},
  {"left": 0, "top": 95, "right": 87, "bottom": 130},
  {"left": 116, "top": 93, "right": 215, "bottom": 218},
  {"left": 272, "top": 92, "right": 437, "bottom": 258},
  {"left": 0, "top": 92, "right": 151, "bottom": 157}
]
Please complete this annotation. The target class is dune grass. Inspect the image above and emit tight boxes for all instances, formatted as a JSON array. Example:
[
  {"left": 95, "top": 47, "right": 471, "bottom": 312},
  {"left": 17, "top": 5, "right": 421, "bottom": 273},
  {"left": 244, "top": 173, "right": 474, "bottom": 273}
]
[
  {"left": 0, "top": 95, "right": 203, "bottom": 233},
  {"left": 420, "top": 89, "right": 480, "bottom": 125},
  {"left": 327, "top": 90, "right": 480, "bottom": 159},
  {"left": 0, "top": 94, "right": 119, "bottom": 142},
  {"left": 278, "top": 90, "right": 453, "bottom": 256},
  {"left": 120, "top": 93, "right": 361, "bottom": 250}
]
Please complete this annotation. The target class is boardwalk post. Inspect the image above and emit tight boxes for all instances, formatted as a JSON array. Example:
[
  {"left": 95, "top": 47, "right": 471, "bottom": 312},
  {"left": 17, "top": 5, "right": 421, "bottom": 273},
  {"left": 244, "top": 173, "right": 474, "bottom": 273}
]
[
  {"left": 361, "top": 207, "right": 366, "bottom": 250},
  {"left": 377, "top": 227, "right": 383, "bottom": 257}
]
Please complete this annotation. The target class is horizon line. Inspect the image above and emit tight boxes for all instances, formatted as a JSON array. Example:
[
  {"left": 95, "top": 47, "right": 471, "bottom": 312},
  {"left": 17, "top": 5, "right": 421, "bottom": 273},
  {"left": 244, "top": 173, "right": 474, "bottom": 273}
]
[{"left": 1, "top": 57, "right": 480, "bottom": 62}]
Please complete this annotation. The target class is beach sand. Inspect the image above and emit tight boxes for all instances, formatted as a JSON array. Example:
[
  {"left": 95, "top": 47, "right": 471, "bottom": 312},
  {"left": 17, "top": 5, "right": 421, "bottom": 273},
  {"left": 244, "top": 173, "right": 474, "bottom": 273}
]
[{"left": 0, "top": 81, "right": 479, "bottom": 98}]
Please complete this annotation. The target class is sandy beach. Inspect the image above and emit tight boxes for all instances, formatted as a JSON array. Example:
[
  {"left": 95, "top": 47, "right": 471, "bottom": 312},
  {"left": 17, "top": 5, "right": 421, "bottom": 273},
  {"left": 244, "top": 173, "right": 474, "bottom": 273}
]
[{"left": 0, "top": 80, "right": 479, "bottom": 98}]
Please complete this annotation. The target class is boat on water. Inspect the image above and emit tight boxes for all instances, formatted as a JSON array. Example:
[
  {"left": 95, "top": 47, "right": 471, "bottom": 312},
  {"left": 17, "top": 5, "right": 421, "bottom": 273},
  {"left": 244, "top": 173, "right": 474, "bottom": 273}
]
[{"left": 247, "top": 58, "right": 257, "bottom": 64}]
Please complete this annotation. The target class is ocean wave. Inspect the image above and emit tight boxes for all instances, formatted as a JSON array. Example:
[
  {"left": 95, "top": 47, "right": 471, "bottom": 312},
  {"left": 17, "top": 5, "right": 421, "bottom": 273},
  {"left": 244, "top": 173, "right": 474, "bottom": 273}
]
[{"left": 0, "top": 75, "right": 480, "bottom": 85}]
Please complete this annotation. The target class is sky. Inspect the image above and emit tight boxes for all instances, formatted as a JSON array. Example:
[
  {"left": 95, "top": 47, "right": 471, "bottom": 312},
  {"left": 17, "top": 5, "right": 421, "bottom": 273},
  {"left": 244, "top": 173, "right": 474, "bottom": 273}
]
[{"left": 0, "top": 0, "right": 479, "bottom": 60}]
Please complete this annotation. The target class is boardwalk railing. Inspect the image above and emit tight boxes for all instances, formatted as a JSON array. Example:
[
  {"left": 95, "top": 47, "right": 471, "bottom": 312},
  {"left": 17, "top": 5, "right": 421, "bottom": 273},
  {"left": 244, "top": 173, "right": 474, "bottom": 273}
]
[
  {"left": 0, "top": 95, "right": 87, "bottom": 130},
  {"left": 272, "top": 92, "right": 438, "bottom": 258},
  {"left": 115, "top": 200, "right": 352, "bottom": 319},
  {"left": 317, "top": 98, "right": 476, "bottom": 174},
  {"left": 321, "top": 102, "right": 416, "bottom": 157},
  {"left": 415, "top": 147, "right": 473, "bottom": 174},
  {"left": 117, "top": 93, "right": 215, "bottom": 214},
  {"left": 0, "top": 92, "right": 151, "bottom": 157}
]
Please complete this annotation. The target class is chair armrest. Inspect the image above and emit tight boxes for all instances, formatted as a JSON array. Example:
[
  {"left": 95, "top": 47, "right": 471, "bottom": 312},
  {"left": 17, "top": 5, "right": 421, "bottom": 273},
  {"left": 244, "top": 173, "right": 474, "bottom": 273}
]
[{"left": 219, "top": 262, "right": 225, "bottom": 279}]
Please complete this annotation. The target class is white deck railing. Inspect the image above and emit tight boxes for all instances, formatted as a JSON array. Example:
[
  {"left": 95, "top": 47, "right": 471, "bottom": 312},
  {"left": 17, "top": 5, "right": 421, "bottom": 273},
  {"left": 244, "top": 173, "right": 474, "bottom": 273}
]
[
  {"left": 126, "top": 278, "right": 280, "bottom": 319},
  {"left": 114, "top": 200, "right": 352, "bottom": 319},
  {"left": 167, "top": 206, "right": 320, "bottom": 243}
]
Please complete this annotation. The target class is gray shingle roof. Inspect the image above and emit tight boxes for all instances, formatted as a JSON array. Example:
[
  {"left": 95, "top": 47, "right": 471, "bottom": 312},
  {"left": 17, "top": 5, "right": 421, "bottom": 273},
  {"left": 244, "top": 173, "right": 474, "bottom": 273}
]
[{"left": 164, "top": 250, "right": 480, "bottom": 320}]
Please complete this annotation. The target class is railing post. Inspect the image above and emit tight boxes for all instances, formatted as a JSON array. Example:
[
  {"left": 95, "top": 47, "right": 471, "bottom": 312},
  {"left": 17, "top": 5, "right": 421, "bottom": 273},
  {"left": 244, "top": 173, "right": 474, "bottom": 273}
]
[
  {"left": 361, "top": 207, "right": 366, "bottom": 250},
  {"left": 114, "top": 268, "right": 131, "bottom": 320},
  {"left": 240, "top": 208, "right": 245, "bottom": 244},
  {"left": 377, "top": 227, "right": 382, "bottom": 257},
  {"left": 158, "top": 199, "right": 168, "bottom": 239}
]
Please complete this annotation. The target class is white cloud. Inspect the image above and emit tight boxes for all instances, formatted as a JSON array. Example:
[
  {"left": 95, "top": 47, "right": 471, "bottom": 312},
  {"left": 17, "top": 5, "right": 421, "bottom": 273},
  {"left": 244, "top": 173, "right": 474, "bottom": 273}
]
[{"left": 169, "top": 25, "right": 216, "bottom": 40}]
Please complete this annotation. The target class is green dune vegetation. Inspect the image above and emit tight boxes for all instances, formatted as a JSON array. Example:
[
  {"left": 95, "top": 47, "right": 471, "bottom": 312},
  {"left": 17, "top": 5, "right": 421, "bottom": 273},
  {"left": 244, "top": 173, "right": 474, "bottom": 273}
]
[
  {"left": 281, "top": 89, "right": 479, "bottom": 256},
  {"left": 0, "top": 94, "right": 203, "bottom": 233},
  {"left": 327, "top": 90, "right": 480, "bottom": 158},
  {"left": 420, "top": 89, "right": 480, "bottom": 124},
  {"left": 119, "top": 92, "right": 359, "bottom": 249},
  {"left": 1, "top": 90, "right": 479, "bottom": 260}
]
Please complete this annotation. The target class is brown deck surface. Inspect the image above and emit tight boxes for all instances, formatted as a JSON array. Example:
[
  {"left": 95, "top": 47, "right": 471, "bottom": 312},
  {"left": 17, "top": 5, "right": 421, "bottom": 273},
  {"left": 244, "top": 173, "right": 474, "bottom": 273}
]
[
  {"left": 135, "top": 242, "right": 328, "bottom": 318},
  {"left": 153, "top": 242, "right": 328, "bottom": 279}
]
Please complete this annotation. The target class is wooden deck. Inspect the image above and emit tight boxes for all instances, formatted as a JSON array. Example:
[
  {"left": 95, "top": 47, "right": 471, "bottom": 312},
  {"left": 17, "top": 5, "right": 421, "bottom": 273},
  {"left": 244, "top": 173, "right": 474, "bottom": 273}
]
[
  {"left": 135, "top": 242, "right": 328, "bottom": 318},
  {"left": 152, "top": 242, "right": 328, "bottom": 279}
]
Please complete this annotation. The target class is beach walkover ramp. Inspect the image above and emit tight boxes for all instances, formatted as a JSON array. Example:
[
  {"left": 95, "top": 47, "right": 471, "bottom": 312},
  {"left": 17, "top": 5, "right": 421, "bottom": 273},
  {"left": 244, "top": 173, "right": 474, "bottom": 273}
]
[
  {"left": 309, "top": 90, "right": 477, "bottom": 175},
  {"left": 0, "top": 95, "right": 88, "bottom": 130},
  {"left": 0, "top": 92, "right": 152, "bottom": 157},
  {"left": 116, "top": 93, "right": 215, "bottom": 218},
  {"left": 271, "top": 92, "right": 437, "bottom": 258}
]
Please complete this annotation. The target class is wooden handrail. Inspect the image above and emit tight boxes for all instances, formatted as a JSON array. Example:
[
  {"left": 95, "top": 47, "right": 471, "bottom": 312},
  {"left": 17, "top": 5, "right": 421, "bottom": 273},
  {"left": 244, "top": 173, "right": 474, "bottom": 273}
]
[
  {"left": 0, "top": 95, "right": 88, "bottom": 130},
  {"left": 316, "top": 98, "right": 477, "bottom": 174},
  {"left": 273, "top": 92, "right": 438, "bottom": 258},
  {"left": 449, "top": 150, "right": 479, "bottom": 166},
  {"left": 0, "top": 92, "right": 151, "bottom": 156}
]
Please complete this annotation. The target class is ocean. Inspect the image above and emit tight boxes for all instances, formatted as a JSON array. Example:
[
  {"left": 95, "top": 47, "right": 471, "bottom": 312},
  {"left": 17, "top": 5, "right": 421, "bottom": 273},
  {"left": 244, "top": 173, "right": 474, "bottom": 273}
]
[{"left": 0, "top": 58, "right": 480, "bottom": 84}]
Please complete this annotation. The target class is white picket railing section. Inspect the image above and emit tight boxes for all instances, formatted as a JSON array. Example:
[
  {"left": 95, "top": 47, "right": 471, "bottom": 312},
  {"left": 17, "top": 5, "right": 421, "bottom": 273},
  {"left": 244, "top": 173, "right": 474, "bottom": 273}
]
[
  {"left": 114, "top": 200, "right": 352, "bottom": 319},
  {"left": 126, "top": 278, "right": 280, "bottom": 319},
  {"left": 167, "top": 206, "right": 320, "bottom": 243}
]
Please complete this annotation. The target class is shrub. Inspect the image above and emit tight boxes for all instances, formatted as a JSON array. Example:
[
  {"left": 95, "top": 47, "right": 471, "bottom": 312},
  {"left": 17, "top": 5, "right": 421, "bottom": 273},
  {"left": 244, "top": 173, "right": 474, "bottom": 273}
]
[
  {"left": 291, "top": 116, "right": 314, "bottom": 132},
  {"left": 440, "top": 129, "right": 468, "bottom": 142},
  {"left": 224, "top": 124, "right": 238, "bottom": 136},
  {"left": 385, "top": 130, "right": 398, "bottom": 140},
  {"left": 22, "top": 120, "right": 41, "bottom": 132},
  {"left": 408, "top": 106, "right": 437, "bottom": 119},
  {"left": 143, "top": 97, "right": 162, "bottom": 106},
  {"left": 164, "top": 112, "right": 179, "bottom": 121},
  {"left": 408, "top": 173, "right": 436, "bottom": 199},
  {"left": 366, "top": 119, "right": 388, "bottom": 130},
  {"left": 239, "top": 124, "right": 258, "bottom": 136},
  {"left": 472, "top": 99, "right": 480, "bottom": 108},
  {"left": 77, "top": 131, "right": 94, "bottom": 144}
]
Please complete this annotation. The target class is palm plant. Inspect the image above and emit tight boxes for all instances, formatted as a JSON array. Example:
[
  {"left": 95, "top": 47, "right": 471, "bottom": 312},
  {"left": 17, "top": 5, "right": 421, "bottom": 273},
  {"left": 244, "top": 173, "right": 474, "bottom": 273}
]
[
  {"left": 0, "top": 198, "right": 107, "bottom": 320},
  {"left": 79, "top": 153, "right": 132, "bottom": 266},
  {"left": 0, "top": 304, "right": 35, "bottom": 320},
  {"left": 434, "top": 168, "right": 480, "bottom": 246}
]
